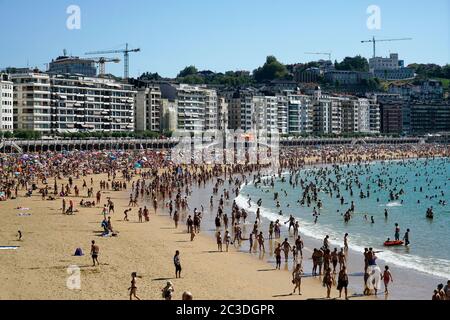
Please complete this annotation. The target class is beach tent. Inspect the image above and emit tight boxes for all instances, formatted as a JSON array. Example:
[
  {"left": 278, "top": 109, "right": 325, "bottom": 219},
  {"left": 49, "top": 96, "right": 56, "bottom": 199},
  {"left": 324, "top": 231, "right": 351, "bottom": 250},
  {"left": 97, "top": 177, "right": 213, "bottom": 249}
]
[{"left": 74, "top": 248, "right": 84, "bottom": 256}]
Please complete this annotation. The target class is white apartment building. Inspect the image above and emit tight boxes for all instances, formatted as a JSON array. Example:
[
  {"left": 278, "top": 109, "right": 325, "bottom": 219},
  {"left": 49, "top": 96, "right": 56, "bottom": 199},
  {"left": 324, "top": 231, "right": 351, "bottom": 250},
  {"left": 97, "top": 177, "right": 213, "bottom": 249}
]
[
  {"left": 313, "top": 97, "right": 342, "bottom": 135},
  {"left": 226, "top": 89, "right": 256, "bottom": 131},
  {"left": 369, "top": 99, "right": 381, "bottom": 133},
  {"left": 287, "top": 94, "right": 312, "bottom": 135},
  {"left": 263, "top": 96, "right": 278, "bottom": 132},
  {"left": 217, "top": 97, "right": 228, "bottom": 131},
  {"left": 341, "top": 97, "right": 380, "bottom": 134},
  {"left": 0, "top": 73, "right": 14, "bottom": 131},
  {"left": 277, "top": 95, "right": 288, "bottom": 134},
  {"left": 135, "top": 85, "right": 162, "bottom": 132},
  {"left": 160, "top": 83, "right": 218, "bottom": 132},
  {"left": 12, "top": 72, "right": 135, "bottom": 133}
]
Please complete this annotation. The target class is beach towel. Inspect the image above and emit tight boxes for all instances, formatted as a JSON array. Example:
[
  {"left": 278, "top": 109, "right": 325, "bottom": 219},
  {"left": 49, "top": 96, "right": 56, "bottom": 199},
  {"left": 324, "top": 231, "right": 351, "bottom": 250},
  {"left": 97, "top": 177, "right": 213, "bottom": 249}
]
[
  {"left": 0, "top": 246, "right": 20, "bottom": 250},
  {"left": 17, "top": 213, "right": 32, "bottom": 217}
]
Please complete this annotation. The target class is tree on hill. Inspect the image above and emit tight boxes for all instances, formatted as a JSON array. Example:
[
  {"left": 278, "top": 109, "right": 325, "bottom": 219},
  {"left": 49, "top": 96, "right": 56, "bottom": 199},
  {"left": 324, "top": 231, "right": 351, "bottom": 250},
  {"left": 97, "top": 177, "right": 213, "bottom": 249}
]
[
  {"left": 335, "top": 56, "right": 369, "bottom": 72},
  {"left": 138, "top": 72, "right": 162, "bottom": 81},
  {"left": 253, "top": 56, "right": 289, "bottom": 82},
  {"left": 177, "top": 65, "right": 198, "bottom": 78},
  {"left": 408, "top": 63, "right": 450, "bottom": 79}
]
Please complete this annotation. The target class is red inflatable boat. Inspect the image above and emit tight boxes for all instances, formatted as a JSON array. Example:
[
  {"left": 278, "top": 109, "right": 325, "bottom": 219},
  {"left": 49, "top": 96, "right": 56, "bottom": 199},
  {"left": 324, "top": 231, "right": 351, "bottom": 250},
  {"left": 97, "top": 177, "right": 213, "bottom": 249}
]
[{"left": 384, "top": 240, "right": 404, "bottom": 247}]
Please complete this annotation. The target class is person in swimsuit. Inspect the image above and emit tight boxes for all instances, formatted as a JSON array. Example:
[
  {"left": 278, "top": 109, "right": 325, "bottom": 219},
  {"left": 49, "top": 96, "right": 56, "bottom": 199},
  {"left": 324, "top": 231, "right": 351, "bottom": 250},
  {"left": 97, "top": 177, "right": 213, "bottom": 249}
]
[
  {"left": 382, "top": 265, "right": 393, "bottom": 294},
  {"left": 337, "top": 266, "right": 349, "bottom": 300},
  {"left": 216, "top": 231, "right": 223, "bottom": 252},
  {"left": 174, "top": 250, "right": 182, "bottom": 278},
  {"left": 128, "top": 272, "right": 141, "bottom": 300},
  {"left": 344, "top": 233, "right": 349, "bottom": 252},
  {"left": 331, "top": 248, "right": 338, "bottom": 273},
  {"left": 291, "top": 263, "right": 303, "bottom": 295},
  {"left": 257, "top": 232, "right": 265, "bottom": 252},
  {"left": 323, "top": 267, "right": 333, "bottom": 299},
  {"left": 274, "top": 243, "right": 282, "bottom": 270},
  {"left": 281, "top": 238, "right": 291, "bottom": 262},
  {"left": 338, "top": 248, "right": 346, "bottom": 270},
  {"left": 90, "top": 240, "right": 99, "bottom": 267}
]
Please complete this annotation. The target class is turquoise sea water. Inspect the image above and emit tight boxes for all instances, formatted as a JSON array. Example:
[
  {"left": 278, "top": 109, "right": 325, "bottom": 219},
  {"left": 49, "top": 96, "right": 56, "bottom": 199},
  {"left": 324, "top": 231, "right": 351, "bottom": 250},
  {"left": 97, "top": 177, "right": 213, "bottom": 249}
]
[{"left": 238, "top": 158, "right": 450, "bottom": 279}]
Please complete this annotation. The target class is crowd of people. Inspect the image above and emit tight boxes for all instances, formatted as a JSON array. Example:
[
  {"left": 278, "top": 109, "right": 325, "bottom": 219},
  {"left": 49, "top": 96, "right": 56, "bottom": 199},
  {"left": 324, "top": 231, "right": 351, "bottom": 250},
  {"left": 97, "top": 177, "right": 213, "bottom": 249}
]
[{"left": 0, "top": 143, "right": 448, "bottom": 300}]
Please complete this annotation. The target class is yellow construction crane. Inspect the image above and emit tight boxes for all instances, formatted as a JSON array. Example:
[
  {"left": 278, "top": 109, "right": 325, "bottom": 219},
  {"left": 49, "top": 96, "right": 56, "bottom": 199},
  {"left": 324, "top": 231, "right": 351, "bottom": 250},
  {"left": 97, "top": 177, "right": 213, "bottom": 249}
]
[{"left": 361, "top": 36, "right": 412, "bottom": 58}]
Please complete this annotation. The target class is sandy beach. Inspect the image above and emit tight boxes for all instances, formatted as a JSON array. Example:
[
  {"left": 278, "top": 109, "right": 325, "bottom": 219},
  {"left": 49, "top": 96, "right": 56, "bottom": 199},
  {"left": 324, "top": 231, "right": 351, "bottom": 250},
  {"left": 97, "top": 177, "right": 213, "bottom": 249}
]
[
  {"left": 1, "top": 144, "right": 448, "bottom": 300},
  {"left": 0, "top": 172, "right": 364, "bottom": 300}
]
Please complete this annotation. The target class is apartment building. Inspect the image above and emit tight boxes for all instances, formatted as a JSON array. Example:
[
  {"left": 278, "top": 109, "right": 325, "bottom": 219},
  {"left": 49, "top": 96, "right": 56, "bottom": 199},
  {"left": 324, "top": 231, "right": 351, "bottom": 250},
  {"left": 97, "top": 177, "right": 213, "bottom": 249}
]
[
  {"left": 135, "top": 85, "right": 162, "bottom": 132},
  {"left": 0, "top": 73, "right": 14, "bottom": 131},
  {"left": 341, "top": 98, "right": 380, "bottom": 134},
  {"left": 226, "top": 89, "right": 256, "bottom": 131},
  {"left": 287, "top": 94, "right": 312, "bottom": 135},
  {"left": 11, "top": 72, "right": 135, "bottom": 133},
  {"left": 277, "top": 95, "right": 289, "bottom": 134},
  {"left": 160, "top": 83, "right": 218, "bottom": 132},
  {"left": 313, "top": 97, "right": 342, "bottom": 135}
]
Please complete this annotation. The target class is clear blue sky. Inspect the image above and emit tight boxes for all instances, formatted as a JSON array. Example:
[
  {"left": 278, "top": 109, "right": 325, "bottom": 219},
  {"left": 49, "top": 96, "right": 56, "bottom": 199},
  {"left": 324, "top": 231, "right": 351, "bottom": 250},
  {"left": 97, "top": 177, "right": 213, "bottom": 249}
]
[{"left": 1, "top": 0, "right": 449, "bottom": 77}]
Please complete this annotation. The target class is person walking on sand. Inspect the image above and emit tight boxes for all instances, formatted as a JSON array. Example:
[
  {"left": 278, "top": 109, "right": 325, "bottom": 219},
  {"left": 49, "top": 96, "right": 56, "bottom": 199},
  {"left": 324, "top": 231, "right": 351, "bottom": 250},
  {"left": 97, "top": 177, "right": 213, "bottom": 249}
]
[
  {"left": 249, "top": 233, "right": 254, "bottom": 253},
  {"left": 173, "top": 210, "right": 179, "bottom": 228},
  {"left": 257, "top": 231, "right": 265, "bottom": 253},
  {"left": 274, "top": 243, "right": 282, "bottom": 270},
  {"left": 224, "top": 230, "right": 231, "bottom": 252},
  {"left": 323, "top": 267, "right": 333, "bottom": 299},
  {"left": 128, "top": 272, "right": 141, "bottom": 300},
  {"left": 281, "top": 238, "right": 291, "bottom": 262},
  {"left": 337, "top": 266, "right": 349, "bottom": 300},
  {"left": 174, "top": 250, "right": 182, "bottom": 278},
  {"left": 382, "top": 265, "right": 393, "bottom": 294},
  {"left": 291, "top": 263, "right": 303, "bottom": 295},
  {"left": 216, "top": 231, "right": 223, "bottom": 252},
  {"left": 90, "top": 240, "right": 99, "bottom": 267}
]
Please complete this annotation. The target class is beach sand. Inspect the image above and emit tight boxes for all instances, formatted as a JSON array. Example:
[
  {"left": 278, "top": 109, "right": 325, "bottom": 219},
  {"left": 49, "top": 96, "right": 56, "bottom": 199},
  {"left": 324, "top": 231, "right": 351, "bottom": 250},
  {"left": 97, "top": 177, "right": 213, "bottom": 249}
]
[{"left": 0, "top": 172, "right": 368, "bottom": 300}]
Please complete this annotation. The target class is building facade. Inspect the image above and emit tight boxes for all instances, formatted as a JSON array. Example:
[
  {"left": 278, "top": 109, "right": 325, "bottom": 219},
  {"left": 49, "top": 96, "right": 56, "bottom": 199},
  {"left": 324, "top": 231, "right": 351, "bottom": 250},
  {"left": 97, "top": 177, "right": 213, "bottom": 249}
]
[
  {"left": 369, "top": 53, "right": 415, "bottom": 80},
  {"left": 287, "top": 94, "right": 312, "bottom": 135},
  {"left": 160, "top": 83, "right": 218, "bottom": 132},
  {"left": 0, "top": 73, "right": 14, "bottom": 131},
  {"left": 48, "top": 55, "right": 97, "bottom": 77},
  {"left": 135, "top": 85, "right": 162, "bottom": 132},
  {"left": 12, "top": 72, "right": 135, "bottom": 133}
]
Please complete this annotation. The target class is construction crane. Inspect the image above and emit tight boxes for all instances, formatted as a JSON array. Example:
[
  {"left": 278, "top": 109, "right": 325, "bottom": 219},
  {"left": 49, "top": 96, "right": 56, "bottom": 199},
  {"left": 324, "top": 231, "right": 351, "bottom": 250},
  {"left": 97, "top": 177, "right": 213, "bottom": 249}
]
[
  {"left": 361, "top": 36, "right": 412, "bottom": 58},
  {"left": 85, "top": 43, "right": 140, "bottom": 79},
  {"left": 90, "top": 57, "right": 120, "bottom": 76},
  {"left": 305, "top": 52, "right": 332, "bottom": 61}
]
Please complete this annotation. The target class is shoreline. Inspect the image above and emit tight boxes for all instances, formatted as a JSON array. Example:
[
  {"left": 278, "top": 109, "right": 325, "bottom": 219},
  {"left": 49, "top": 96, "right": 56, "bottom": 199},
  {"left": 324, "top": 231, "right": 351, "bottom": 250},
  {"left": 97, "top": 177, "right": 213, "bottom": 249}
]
[{"left": 237, "top": 158, "right": 450, "bottom": 300}]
